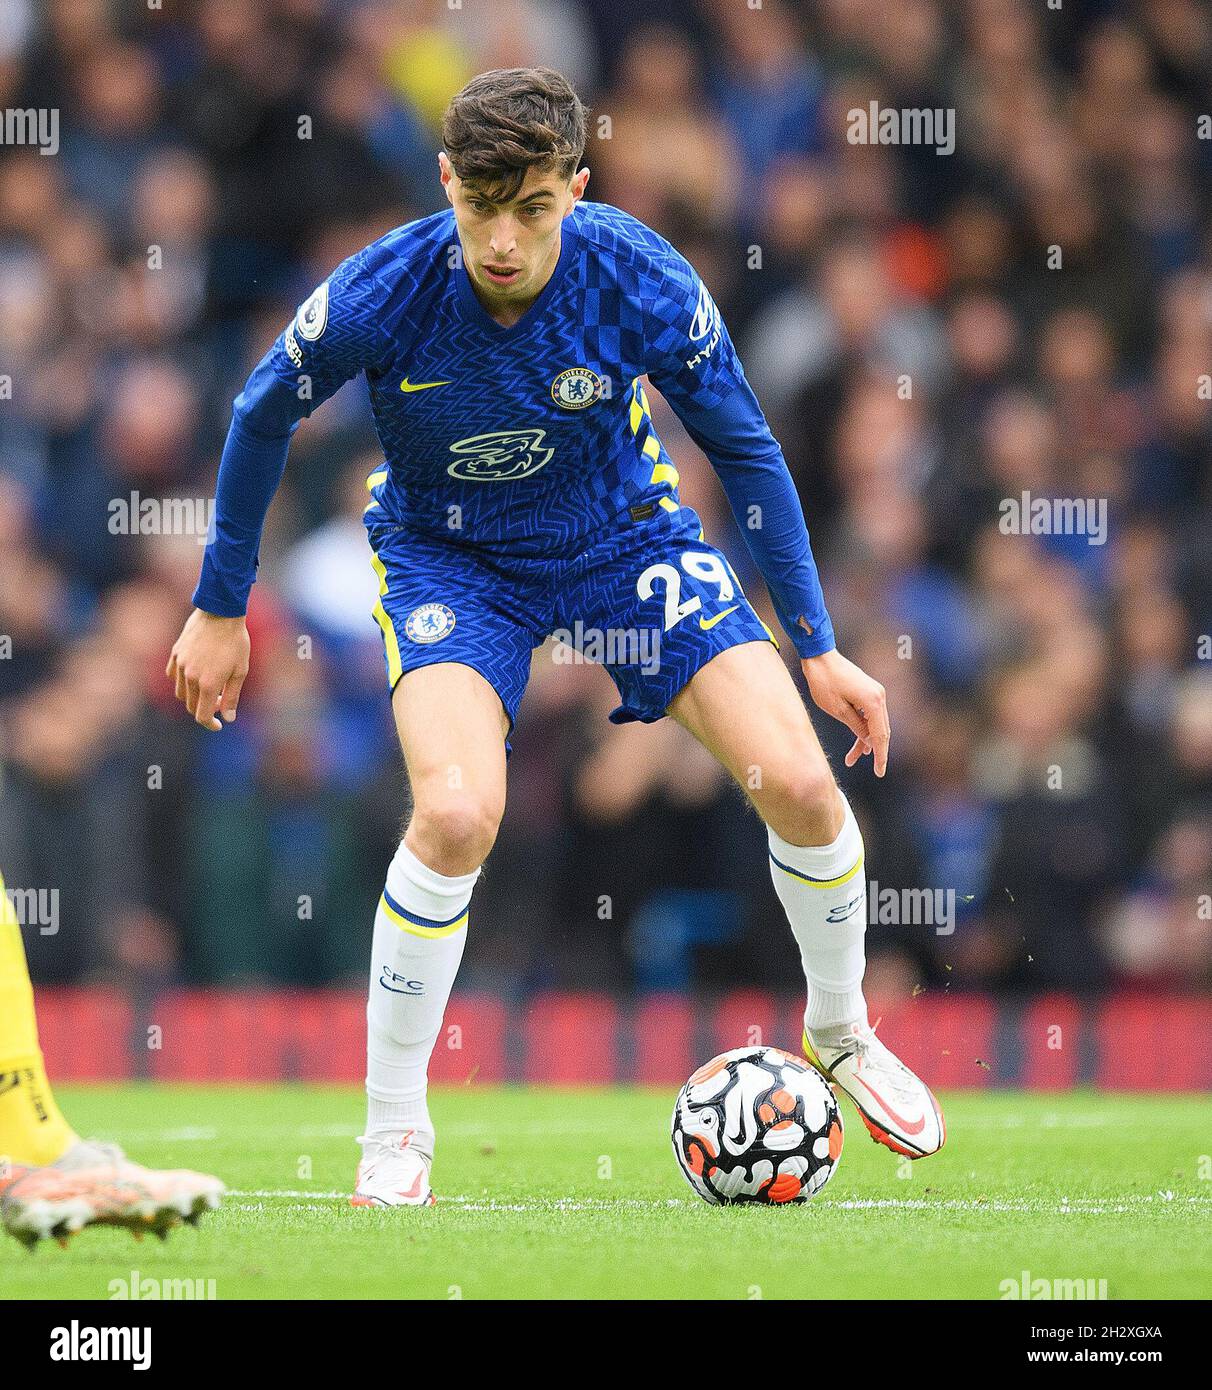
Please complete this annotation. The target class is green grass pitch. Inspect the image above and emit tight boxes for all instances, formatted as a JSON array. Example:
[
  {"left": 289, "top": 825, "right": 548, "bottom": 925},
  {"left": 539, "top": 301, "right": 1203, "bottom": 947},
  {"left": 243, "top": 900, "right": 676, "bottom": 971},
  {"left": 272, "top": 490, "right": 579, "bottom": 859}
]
[{"left": 4, "top": 1085, "right": 1210, "bottom": 1300}]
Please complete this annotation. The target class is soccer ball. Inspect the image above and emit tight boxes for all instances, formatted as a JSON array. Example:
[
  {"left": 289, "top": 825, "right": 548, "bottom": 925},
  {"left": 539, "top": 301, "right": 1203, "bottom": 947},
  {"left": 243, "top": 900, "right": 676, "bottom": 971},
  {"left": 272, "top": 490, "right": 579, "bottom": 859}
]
[{"left": 671, "top": 1045, "right": 843, "bottom": 1205}]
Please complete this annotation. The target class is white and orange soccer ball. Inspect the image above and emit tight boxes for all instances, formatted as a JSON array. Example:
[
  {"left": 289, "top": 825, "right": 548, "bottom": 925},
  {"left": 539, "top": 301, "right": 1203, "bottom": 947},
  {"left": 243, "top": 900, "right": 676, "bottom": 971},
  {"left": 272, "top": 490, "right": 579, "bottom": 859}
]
[{"left": 672, "top": 1045, "right": 843, "bottom": 1205}]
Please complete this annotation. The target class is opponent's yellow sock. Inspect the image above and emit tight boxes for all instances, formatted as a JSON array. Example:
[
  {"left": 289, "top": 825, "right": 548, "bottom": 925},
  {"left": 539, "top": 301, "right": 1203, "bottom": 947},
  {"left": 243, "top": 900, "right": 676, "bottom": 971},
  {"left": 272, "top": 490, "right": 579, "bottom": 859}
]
[{"left": 0, "top": 871, "right": 78, "bottom": 1168}]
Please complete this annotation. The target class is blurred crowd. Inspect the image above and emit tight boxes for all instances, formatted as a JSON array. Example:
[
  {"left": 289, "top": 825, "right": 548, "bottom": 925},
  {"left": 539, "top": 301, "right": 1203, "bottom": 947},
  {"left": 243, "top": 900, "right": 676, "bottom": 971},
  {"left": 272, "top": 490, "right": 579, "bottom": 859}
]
[{"left": 1, "top": 0, "right": 1210, "bottom": 999}]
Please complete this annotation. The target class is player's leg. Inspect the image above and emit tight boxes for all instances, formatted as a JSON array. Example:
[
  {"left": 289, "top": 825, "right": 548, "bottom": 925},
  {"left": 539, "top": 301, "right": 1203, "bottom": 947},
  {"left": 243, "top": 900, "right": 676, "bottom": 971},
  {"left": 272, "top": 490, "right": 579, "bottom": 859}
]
[
  {"left": 0, "top": 870, "right": 224, "bottom": 1247},
  {"left": 668, "top": 641, "right": 868, "bottom": 1031},
  {"left": 668, "top": 640, "right": 944, "bottom": 1157},
  {"left": 356, "top": 516, "right": 541, "bottom": 1205},
  {"left": 396, "top": 659, "right": 509, "bottom": 877},
  {"left": 560, "top": 508, "right": 870, "bottom": 1043},
  {"left": 0, "top": 869, "right": 79, "bottom": 1169},
  {"left": 563, "top": 505, "right": 941, "bottom": 1157},
  {"left": 355, "top": 663, "right": 508, "bottom": 1207}
]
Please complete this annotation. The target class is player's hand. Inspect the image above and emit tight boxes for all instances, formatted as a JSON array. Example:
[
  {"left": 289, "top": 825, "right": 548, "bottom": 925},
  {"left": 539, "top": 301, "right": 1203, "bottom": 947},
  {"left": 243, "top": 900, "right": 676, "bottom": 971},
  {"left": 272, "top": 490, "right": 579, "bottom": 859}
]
[
  {"left": 801, "top": 648, "right": 890, "bottom": 777},
  {"left": 166, "top": 609, "right": 250, "bottom": 732}
]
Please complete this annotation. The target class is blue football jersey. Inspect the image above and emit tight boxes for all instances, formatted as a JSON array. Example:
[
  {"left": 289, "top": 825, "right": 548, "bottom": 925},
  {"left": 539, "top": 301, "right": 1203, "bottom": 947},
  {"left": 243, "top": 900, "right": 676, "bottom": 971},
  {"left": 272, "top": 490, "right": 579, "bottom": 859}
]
[{"left": 194, "top": 200, "right": 835, "bottom": 657}]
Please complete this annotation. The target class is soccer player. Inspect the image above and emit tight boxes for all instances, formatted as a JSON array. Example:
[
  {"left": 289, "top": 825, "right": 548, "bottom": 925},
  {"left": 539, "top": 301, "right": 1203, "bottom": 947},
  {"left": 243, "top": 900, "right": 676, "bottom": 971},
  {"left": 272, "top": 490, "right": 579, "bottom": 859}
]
[
  {"left": 0, "top": 871, "right": 224, "bottom": 1246},
  {"left": 167, "top": 68, "right": 944, "bottom": 1206}
]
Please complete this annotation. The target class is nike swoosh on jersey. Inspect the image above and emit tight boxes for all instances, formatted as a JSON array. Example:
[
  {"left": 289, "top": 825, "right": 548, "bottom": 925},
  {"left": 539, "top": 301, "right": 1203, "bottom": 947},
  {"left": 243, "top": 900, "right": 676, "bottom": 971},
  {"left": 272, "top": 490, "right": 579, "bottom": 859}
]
[
  {"left": 400, "top": 378, "right": 452, "bottom": 393},
  {"left": 699, "top": 605, "right": 739, "bottom": 631}
]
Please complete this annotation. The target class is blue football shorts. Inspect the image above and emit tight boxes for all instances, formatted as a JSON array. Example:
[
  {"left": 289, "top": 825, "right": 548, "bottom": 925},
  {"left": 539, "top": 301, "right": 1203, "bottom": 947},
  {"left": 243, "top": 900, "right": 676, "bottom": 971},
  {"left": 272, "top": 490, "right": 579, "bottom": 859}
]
[{"left": 363, "top": 501, "right": 776, "bottom": 730}]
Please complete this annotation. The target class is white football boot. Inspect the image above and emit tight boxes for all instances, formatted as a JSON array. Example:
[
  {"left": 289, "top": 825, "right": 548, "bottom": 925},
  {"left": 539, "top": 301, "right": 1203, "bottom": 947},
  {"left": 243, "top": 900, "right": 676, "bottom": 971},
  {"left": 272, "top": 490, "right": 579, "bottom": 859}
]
[
  {"left": 350, "top": 1131, "right": 435, "bottom": 1207},
  {"left": 803, "top": 1023, "right": 945, "bottom": 1159}
]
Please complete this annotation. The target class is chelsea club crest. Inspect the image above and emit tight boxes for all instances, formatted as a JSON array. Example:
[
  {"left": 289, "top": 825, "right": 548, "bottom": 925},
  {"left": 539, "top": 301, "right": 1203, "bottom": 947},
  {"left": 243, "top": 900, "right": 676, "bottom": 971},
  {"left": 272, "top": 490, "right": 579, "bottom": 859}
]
[
  {"left": 404, "top": 603, "right": 456, "bottom": 644},
  {"left": 551, "top": 367, "right": 602, "bottom": 410}
]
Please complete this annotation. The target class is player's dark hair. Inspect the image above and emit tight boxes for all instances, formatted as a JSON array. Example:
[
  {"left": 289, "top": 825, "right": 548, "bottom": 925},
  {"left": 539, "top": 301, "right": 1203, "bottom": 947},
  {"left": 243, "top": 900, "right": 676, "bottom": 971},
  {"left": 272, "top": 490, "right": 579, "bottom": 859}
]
[{"left": 442, "top": 67, "right": 586, "bottom": 203}]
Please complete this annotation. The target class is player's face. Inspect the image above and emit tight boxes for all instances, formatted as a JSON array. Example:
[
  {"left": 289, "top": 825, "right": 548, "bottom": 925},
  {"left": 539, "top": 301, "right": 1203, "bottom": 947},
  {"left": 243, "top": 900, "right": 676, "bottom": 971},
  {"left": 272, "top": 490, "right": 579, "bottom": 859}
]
[{"left": 440, "top": 155, "right": 589, "bottom": 306}]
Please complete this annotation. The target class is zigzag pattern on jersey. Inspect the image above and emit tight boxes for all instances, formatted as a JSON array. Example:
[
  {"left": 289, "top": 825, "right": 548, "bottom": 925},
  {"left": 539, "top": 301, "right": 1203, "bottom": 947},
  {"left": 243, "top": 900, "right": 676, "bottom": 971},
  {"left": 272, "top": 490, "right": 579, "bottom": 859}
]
[
  {"left": 267, "top": 214, "right": 454, "bottom": 407},
  {"left": 266, "top": 200, "right": 745, "bottom": 556},
  {"left": 365, "top": 495, "right": 774, "bottom": 725}
]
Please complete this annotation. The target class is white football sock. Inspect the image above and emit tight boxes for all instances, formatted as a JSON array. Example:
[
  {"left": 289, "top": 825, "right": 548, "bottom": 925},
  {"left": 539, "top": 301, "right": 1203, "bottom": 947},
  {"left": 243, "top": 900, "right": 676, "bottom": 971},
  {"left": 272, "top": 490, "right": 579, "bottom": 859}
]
[
  {"left": 365, "top": 840, "right": 478, "bottom": 1159},
  {"left": 767, "top": 792, "right": 869, "bottom": 1037}
]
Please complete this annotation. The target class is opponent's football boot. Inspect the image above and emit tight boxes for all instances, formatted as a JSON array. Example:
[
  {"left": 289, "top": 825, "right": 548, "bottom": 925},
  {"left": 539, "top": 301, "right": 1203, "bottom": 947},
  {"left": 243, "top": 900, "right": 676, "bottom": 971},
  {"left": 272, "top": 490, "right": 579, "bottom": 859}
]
[{"left": 1, "top": 1139, "right": 224, "bottom": 1249}]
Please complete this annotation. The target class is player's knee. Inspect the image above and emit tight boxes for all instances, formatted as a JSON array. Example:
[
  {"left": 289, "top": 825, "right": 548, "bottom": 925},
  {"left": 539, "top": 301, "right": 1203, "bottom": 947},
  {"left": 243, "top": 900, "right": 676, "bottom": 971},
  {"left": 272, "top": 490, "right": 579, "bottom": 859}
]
[
  {"left": 761, "top": 759, "right": 840, "bottom": 844},
  {"left": 409, "top": 794, "right": 501, "bottom": 875}
]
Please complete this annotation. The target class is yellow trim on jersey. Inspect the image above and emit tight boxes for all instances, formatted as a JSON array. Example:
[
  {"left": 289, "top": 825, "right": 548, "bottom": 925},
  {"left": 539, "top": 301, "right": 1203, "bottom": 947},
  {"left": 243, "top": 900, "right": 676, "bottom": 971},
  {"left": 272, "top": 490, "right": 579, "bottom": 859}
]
[
  {"left": 627, "top": 378, "right": 651, "bottom": 435},
  {"left": 378, "top": 893, "right": 468, "bottom": 938},
  {"left": 365, "top": 469, "right": 388, "bottom": 491},
  {"left": 650, "top": 461, "right": 678, "bottom": 488},
  {"left": 628, "top": 376, "right": 680, "bottom": 511},
  {"left": 369, "top": 548, "right": 403, "bottom": 687}
]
